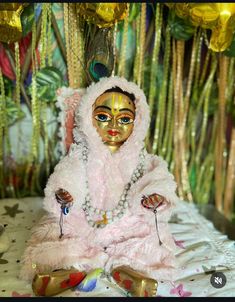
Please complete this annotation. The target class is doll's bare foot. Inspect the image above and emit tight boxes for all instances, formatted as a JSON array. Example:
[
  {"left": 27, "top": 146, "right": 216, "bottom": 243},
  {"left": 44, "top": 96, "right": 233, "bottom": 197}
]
[
  {"left": 111, "top": 266, "right": 158, "bottom": 297},
  {"left": 32, "top": 269, "right": 86, "bottom": 296}
]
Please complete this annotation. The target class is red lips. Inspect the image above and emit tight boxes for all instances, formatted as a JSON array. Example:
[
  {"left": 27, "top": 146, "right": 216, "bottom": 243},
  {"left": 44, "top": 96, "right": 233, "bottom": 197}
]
[{"left": 108, "top": 130, "right": 120, "bottom": 136}]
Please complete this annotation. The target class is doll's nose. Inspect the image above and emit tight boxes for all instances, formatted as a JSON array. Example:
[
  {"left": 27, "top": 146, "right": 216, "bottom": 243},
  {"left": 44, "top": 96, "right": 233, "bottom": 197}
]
[{"left": 110, "top": 117, "right": 118, "bottom": 127}]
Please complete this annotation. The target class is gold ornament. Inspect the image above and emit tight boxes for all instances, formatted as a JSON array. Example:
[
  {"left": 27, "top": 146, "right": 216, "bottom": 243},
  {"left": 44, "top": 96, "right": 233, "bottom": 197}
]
[
  {"left": 0, "top": 3, "right": 28, "bottom": 43},
  {"left": 166, "top": 3, "right": 235, "bottom": 52},
  {"left": 77, "top": 3, "right": 127, "bottom": 28}
]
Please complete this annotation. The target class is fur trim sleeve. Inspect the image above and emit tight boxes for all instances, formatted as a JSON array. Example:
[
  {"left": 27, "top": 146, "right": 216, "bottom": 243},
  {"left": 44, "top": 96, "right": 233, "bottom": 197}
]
[
  {"left": 42, "top": 148, "right": 86, "bottom": 216},
  {"left": 129, "top": 154, "right": 180, "bottom": 222}
]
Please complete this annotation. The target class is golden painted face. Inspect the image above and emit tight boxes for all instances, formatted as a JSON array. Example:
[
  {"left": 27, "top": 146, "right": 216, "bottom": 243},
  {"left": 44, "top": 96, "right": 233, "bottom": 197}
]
[{"left": 92, "top": 91, "right": 135, "bottom": 151}]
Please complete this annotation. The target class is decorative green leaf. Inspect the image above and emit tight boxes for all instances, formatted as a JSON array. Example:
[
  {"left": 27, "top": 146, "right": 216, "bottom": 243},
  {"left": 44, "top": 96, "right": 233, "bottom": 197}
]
[
  {"left": 20, "top": 4, "right": 35, "bottom": 37},
  {"left": 27, "top": 67, "right": 64, "bottom": 102},
  {"left": 5, "top": 97, "right": 25, "bottom": 126},
  {"left": 3, "top": 76, "right": 14, "bottom": 96},
  {"left": 168, "top": 10, "right": 196, "bottom": 41}
]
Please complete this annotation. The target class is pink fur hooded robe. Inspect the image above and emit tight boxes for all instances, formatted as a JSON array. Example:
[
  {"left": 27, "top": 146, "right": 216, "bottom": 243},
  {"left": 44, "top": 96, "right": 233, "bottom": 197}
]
[{"left": 20, "top": 76, "right": 179, "bottom": 283}]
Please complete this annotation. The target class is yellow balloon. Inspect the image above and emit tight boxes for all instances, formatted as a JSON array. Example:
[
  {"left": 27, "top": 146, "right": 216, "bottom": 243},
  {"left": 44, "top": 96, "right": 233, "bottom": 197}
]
[
  {"left": 77, "top": 3, "right": 127, "bottom": 28},
  {"left": 0, "top": 3, "right": 28, "bottom": 43},
  {"left": 166, "top": 3, "right": 235, "bottom": 52}
]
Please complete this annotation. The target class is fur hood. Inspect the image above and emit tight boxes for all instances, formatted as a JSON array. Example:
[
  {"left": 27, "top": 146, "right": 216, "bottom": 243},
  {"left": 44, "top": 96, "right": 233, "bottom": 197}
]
[{"left": 73, "top": 76, "right": 150, "bottom": 155}]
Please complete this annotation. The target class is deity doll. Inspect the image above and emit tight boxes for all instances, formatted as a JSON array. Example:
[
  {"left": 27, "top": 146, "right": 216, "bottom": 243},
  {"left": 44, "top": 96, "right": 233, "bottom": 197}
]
[{"left": 20, "top": 76, "right": 179, "bottom": 297}]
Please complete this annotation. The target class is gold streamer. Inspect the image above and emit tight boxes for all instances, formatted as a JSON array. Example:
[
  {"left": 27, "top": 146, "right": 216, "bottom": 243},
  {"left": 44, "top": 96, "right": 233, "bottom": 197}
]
[
  {"left": 145, "top": 4, "right": 162, "bottom": 150},
  {"left": 14, "top": 42, "right": 21, "bottom": 106},
  {"left": 40, "top": 4, "right": 48, "bottom": 68},
  {"left": 176, "top": 40, "right": 185, "bottom": 199},
  {"left": 39, "top": 3, "right": 53, "bottom": 68},
  {"left": 31, "top": 76, "right": 40, "bottom": 160},
  {"left": 64, "top": 3, "right": 85, "bottom": 88},
  {"left": 14, "top": 42, "right": 22, "bottom": 162},
  {"left": 178, "top": 40, "right": 193, "bottom": 202},
  {"left": 63, "top": 3, "right": 72, "bottom": 85},
  {"left": 195, "top": 56, "right": 217, "bottom": 165},
  {"left": 0, "top": 68, "right": 5, "bottom": 197},
  {"left": 133, "top": 11, "right": 140, "bottom": 83},
  {"left": 215, "top": 54, "right": 228, "bottom": 212},
  {"left": 188, "top": 30, "right": 205, "bottom": 172},
  {"left": 137, "top": 3, "right": 146, "bottom": 87},
  {"left": 42, "top": 102, "right": 49, "bottom": 177},
  {"left": 76, "top": 7, "right": 85, "bottom": 87},
  {"left": 172, "top": 39, "right": 193, "bottom": 201},
  {"left": 224, "top": 57, "right": 235, "bottom": 219},
  {"left": 195, "top": 154, "right": 214, "bottom": 203},
  {"left": 183, "top": 33, "right": 197, "bottom": 132},
  {"left": 193, "top": 29, "right": 203, "bottom": 97},
  {"left": 199, "top": 46, "right": 211, "bottom": 88},
  {"left": 70, "top": 4, "right": 78, "bottom": 87},
  {"left": 172, "top": 39, "right": 184, "bottom": 199},
  {"left": 164, "top": 71, "right": 174, "bottom": 163},
  {"left": 31, "top": 17, "right": 40, "bottom": 161},
  {"left": 224, "top": 128, "right": 235, "bottom": 219},
  {"left": 227, "top": 57, "right": 235, "bottom": 101},
  {"left": 47, "top": 3, "right": 52, "bottom": 66},
  {"left": 196, "top": 109, "right": 218, "bottom": 204},
  {"left": 23, "top": 15, "right": 40, "bottom": 194},
  {"left": 118, "top": 3, "right": 129, "bottom": 77},
  {"left": 112, "top": 22, "right": 118, "bottom": 76},
  {"left": 152, "top": 25, "right": 171, "bottom": 155}
]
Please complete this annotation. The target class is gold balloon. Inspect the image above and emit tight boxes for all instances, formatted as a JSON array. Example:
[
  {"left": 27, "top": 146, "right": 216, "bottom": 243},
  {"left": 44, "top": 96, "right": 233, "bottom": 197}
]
[
  {"left": 166, "top": 3, "right": 235, "bottom": 52},
  {"left": 77, "top": 3, "right": 127, "bottom": 28},
  {"left": 0, "top": 3, "right": 28, "bottom": 43}
]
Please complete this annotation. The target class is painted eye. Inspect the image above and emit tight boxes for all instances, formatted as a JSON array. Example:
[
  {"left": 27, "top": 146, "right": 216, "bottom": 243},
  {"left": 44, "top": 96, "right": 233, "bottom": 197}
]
[
  {"left": 118, "top": 117, "right": 133, "bottom": 124},
  {"left": 95, "top": 114, "right": 111, "bottom": 122}
]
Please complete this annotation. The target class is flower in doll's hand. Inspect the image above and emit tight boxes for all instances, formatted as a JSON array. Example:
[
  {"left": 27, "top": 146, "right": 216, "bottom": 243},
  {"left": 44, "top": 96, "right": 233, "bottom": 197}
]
[
  {"left": 55, "top": 188, "right": 73, "bottom": 206},
  {"left": 141, "top": 193, "right": 166, "bottom": 212},
  {"left": 141, "top": 193, "right": 166, "bottom": 246}
]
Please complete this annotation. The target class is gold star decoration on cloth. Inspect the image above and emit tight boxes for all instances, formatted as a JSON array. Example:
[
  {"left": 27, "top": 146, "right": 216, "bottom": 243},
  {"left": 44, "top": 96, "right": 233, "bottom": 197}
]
[
  {"left": 2, "top": 203, "right": 24, "bottom": 218},
  {"left": 0, "top": 253, "right": 8, "bottom": 264}
]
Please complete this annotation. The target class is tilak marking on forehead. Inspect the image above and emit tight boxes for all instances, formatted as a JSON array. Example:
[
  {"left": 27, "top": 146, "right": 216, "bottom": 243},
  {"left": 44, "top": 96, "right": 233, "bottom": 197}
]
[{"left": 111, "top": 93, "right": 123, "bottom": 116}]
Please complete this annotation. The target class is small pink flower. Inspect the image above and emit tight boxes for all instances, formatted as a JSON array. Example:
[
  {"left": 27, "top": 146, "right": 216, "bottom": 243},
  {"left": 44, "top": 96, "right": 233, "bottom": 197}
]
[
  {"left": 12, "top": 291, "right": 31, "bottom": 297},
  {"left": 170, "top": 284, "right": 192, "bottom": 297},
  {"left": 173, "top": 238, "right": 186, "bottom": 249}
]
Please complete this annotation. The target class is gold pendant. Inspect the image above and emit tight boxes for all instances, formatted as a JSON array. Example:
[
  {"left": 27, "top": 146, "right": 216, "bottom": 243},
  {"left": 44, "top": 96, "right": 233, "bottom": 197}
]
[{"left": 95, "top": 213, "right": 108, "bottom": 226}]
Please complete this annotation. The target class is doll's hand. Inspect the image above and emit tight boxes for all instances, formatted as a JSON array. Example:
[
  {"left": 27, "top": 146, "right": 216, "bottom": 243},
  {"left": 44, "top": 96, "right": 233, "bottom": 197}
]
[
  {"left": 55, "top": 188, "right": 73, "bottom": 205},
  {"left": 141, "top": 193, "right": 166, "bottom": 212}
]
